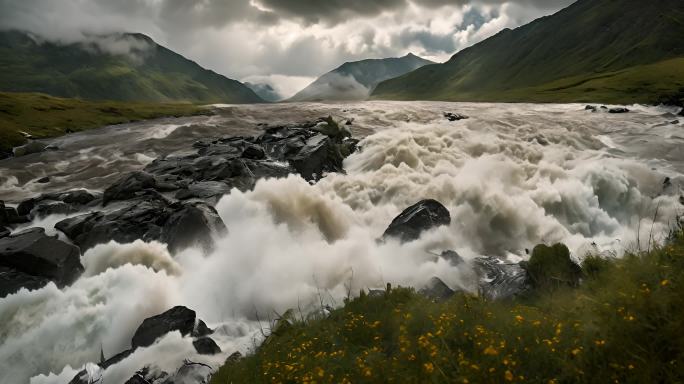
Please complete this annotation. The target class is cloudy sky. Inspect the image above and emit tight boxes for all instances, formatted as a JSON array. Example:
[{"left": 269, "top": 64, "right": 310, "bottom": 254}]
[{"left": 0, "top": 0, "right": 574, "bottom": 98}]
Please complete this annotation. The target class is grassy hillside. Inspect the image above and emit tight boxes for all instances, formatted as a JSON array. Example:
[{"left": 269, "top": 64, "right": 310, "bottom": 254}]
[
  {"left": 212, "top": 229, "right": 684, "bottom": 383},
  {"left": 0, "top": 92, "right": 208, "bottom": 155},
  {"left": 0, "top": 31, "right": 264, "bottom": 104},
  {"left": 290, "top": 54, "right": 434, "bottom": 102},
  {"left": 372, "top": 0, "right": 684, "bottom": 103}
]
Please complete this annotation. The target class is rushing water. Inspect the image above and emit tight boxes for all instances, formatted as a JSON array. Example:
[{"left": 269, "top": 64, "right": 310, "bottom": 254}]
[{"left": 0, "top": 102, "right": 683, "bottom": 383}]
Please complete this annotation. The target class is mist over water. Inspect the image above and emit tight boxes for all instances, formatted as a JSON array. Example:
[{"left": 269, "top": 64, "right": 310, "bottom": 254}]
[{"left": 0, "top": 102, "right": 682, "bottom": 383}]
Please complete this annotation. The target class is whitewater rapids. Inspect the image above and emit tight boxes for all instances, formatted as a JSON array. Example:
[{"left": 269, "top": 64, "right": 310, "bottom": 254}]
[{"left": 0, "top": 102, "right": 682, "bottom": 383}]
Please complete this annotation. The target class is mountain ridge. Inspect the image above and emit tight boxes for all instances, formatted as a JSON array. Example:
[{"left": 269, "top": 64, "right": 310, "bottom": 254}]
[
  {"left": 0, "top": 30, "right": 264, "bottom": 104},
  {"left": 289, "top": 53, "right": 434, "bottom": 102},
  {"left": 371, "top": 0, "right": 684, "bottom": 103}
]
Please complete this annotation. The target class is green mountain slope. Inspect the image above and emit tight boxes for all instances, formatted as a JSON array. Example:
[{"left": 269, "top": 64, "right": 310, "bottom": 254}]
[
  {"left": 372, "top": 0, "right": 684, "bottom": 104},
  {"left": 290, "top": 53, "right": 434, "bottom": 102},
  {"left": 0, "top": 31, "right": 264, "bottom": 104}
]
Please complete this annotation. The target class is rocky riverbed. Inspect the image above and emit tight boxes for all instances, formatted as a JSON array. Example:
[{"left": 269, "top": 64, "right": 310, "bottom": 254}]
[{"left": 0, "top": 101, "right": 683, "bottom": 383}]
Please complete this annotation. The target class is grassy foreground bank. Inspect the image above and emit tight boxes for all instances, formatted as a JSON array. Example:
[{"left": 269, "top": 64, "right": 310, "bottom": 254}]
[
  {"left": 212, "top": 229, "right": 684, "bottom": 384},
  {"left": 0, "top": 92, "right": 208, "bottom": 155}
]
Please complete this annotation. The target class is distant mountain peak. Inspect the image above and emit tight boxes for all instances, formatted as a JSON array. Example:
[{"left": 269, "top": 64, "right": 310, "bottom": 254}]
[{"left": 289, "top": 53, "right": 434, "bottom": 102}]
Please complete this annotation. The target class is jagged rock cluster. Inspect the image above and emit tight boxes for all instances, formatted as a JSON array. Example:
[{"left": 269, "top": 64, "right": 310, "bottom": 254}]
[
  {"left": 1, "top": 116, "right": 360, "bottom": 384},
  {"left": 69, "top": 306, "right": 222, "bottom": 384},
  {"left": 0, "top": 117, "right": 358, "bottom": 299}
]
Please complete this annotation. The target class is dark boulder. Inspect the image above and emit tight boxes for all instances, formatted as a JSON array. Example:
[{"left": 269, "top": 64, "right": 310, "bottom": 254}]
[
  {"left": 193, "top": 337, "right": 221, "bottom": 355},
  {"left": 444, "top": 112, "right": 469, "bottom": 121},
  {"left": 37, "top": 176, "right": 50, "bottom": 183},
  {"left": 17, "top": 189, "right": 100, "bottom": 218},
  {"left": 679, "top": 108, "right": 684, "bottom": 117},
  {"left": 55, "top": 198, "right": 226, "bottom": 253},
  {"left": 0, "top": 266, "right": 50, "bottom": 297},
  {"left": 131, "top": 306, "right": 198, "bottom": 348},
  {"left": 137, "top": 119, "right": 358, "bottom": 198},
  {"left": 608, "top": 107, "right": 630, "bottom": 114},
  {"left": 103, "top": 171, "right": 160, "bottom": 205},
  {"left": 585, "top": 105, "right": 597, "bottom": 112},
  {"left": 523, "top": 243, "right": 581, "bottom": 291},
  {"left": 161, "top": 202, "right": 227, "bottom": 253},
  {"left": 0, "top": 227, "right": 9, "bottom": 238},
  {"left": 382, "top": 199, "right": 451, "bottom": 242},
  {"left": 419, "top": 277, "right": 455, "bottom": 301},
  {"left": 1, "top": 201, "right": 30, "bottom": 226},
  {"left": 0, "top": 228, "right": 83, "bottom": 297},
  {"left": 288, "top": 134, "right": 345, "bottom": 181},
  {"left": 192, "top": 319, "right": 213, "bottom": 338}
]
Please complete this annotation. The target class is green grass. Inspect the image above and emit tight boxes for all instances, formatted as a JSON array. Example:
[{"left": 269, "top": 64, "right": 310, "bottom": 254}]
[
  {"left": 373, "top": 58, "right": 684, "bottom": 105},
  {"left": 0, "top": 92, "right": 208, "bottom": 154},
  {"left": 211, "top": 229, "right": 684, "bottom": 384}
]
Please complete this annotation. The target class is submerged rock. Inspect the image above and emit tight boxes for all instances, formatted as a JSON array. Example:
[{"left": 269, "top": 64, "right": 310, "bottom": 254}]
[
  {"left": 382, "top": 199, "right": 451, "bottom": 242},
  {"left": 444, "top": 112, "right": 469, "bottom": 121},
  {"left": 608, "top": 107, "right": 630, "bottom": 114},
  {"left": 55, "top": 197, "right": 226, "bottom": 253},
  {"left": 0, "top": 227, "right": 83, "bottom": 297},
  {"left": 13, "top": 141, "right": 47, "bottom": 157}
]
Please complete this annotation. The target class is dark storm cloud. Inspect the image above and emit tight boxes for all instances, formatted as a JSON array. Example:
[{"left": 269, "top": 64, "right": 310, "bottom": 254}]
[
  {"left": 0, "top": 0, "right": 577, "bottom": 97},
  {"left": 394, "top": 29, "right": 457, "bottom": 54}
]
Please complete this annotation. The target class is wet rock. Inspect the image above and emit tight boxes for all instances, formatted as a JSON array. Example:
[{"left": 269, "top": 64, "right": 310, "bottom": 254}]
[
  {"left": 288, "top": 134, "right": 345, "bottom": 181},
  {"left": 242, "top": 144, "right": 266, "bottom": 160},
  {"left": 103, "top": 171, "right": 160, "bottom": 205},
  {"left": 585, "top": 105, "right": 597, "bottom": 112},
  {"left": 382, "top": 199, "right": 451, "bottom": 242},
  {"left": 13, "top": 141, "right": 47, "bottom": 157},
  {"left": 132, "top": 306, "right": 198, "bottom": 348},
  {"left": 473, "top": 256, "right": 528, "bottom": 300},
  {"left": 0, "top": 266, "right": 50, "bottom": 297},
  {"left": 444, "top": 112, "right": 469, "bottom": 121},
  {"left": 608, "top": 107, "right": 630, "bottom": 114},
  {"left": 0, "top": 227, "right": 9, "bottom": 238},
  {"left": 193, "top": 337, "right": 221, "bottom": 355},
  {"left": 162, "top": 202, "right": 227, "bottom": 253},
  {"left": 192, "top": 319, "right": 214, "bottom": 338},
  {"left": 0, "top": 228, "right": 83, "bottom": 297},
  {"left": 175, "top": 181, "right": 232, "bottom": 202},
  {"left": 679, "top": 108, "right": 684, "bottom": 117},
  {"left": 55, "top": 197, "right": 226, "bottom": 253},
  {"left": 671, "top": 120, "right": 680, "bottom": 124},
  {"left": 139, "top": 119, "right": 358, "bottom": 196},
  {"left": 0, "top": 201, "right": 30, "bottom": 225},
  {"left": 419, "top": 276, "right": 455, "bottom": 301},
  {"left": 17, "top": 189, "right": 100, "bottom": 218},
  {"left": 37, "top": 176, "right": 50, "bottom": 183}
]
